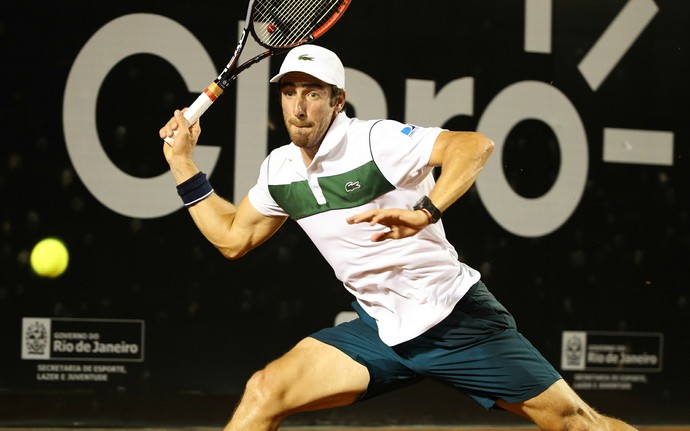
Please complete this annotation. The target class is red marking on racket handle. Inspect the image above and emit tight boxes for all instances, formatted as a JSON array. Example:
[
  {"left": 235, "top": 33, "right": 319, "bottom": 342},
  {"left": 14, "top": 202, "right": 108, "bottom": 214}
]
[{"left": 204, "top": 82, "right": 224, "bottom": 102}]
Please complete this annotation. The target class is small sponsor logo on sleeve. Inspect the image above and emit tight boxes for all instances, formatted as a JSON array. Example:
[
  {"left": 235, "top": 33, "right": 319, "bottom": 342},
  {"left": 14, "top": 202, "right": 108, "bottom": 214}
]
[{"left": 400, "top": 124, "right": 418, "bottom": 137}]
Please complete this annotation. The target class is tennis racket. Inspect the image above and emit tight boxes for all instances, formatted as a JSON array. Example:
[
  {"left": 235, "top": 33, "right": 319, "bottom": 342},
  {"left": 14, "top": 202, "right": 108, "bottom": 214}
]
[{"left": 164, "top": 0, "right": 351, "bottom": 144}]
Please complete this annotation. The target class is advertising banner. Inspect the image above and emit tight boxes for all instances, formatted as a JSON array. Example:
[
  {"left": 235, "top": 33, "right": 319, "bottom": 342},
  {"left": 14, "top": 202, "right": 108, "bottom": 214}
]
[{"left": 1, "top": 0, "right": 688, "bottom": 426}]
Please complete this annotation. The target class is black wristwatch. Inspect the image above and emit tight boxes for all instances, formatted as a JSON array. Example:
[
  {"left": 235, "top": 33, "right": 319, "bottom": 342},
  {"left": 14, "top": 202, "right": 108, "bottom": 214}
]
[{"left": 413, "top": 195, "right": 442, "bottom": 224}]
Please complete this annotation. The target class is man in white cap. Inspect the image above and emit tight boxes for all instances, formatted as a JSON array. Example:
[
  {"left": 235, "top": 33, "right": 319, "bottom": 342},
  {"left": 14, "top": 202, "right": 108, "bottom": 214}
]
[{"left": 160, "top": 45, "right": 637, "bottom": 431}]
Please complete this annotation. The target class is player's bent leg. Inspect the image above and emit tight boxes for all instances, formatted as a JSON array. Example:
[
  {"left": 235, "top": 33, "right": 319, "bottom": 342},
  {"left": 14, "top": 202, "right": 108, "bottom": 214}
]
[
  {"left": 223, "top": 336, "right": 369, "bottom": 431},
  {"left": 496, "top": 379, "right": 638, "bottom": 431}
]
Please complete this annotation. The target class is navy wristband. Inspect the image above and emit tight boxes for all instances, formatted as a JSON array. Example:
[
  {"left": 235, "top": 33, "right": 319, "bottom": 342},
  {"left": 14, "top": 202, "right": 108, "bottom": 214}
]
[{"left": 177, "top": 171, "right": 214, "bottom": 207}]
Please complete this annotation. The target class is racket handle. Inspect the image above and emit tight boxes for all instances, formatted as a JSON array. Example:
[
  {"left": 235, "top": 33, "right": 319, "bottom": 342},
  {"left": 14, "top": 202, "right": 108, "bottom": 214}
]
[{"left": 164, "top": 82, "right": 224, "bottom": 145}]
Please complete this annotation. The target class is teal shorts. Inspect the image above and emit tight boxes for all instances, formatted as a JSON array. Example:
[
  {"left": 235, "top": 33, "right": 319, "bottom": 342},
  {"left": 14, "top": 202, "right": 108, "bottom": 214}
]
[{"left": 310, "top": 281, "right": 561, "bottom": 409}]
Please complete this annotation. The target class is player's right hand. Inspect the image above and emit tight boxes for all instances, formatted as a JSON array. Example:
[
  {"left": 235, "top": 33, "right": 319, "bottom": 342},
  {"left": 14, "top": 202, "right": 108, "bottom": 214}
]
[{"left": 160, "top": 109, "right": 201, "bottom": 165}]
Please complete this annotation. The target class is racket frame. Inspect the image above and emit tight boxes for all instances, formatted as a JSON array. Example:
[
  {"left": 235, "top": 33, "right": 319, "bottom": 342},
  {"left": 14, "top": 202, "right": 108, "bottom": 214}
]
[{"left": 166, "top": 0, "right": 350, "bottom": 144}]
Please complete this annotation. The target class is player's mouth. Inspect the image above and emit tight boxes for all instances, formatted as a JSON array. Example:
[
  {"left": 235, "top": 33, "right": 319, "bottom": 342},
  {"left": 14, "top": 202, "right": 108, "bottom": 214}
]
[{"left": 289, "top": 120, "right": 313, "bottom": 128}]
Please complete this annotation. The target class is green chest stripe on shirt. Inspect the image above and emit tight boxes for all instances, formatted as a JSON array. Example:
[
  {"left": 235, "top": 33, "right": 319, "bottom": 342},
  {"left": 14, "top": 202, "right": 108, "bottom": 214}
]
[{"left": 268, "top": 160, "right": 395, "bottom": 219}]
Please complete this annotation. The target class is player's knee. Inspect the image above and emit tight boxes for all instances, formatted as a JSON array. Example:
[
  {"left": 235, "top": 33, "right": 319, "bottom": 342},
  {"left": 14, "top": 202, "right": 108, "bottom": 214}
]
[
  {"left": 557, "top": 408, "right": 612, "bottom": 431},
  {"left": 561, "top": 411, "right": 592, "bottom": 431},
  {"left": 243, "top": 368, "right": 288, "bottom": 415},
  {"left": 532, "top": 405, "right": 595, "bottom": 431}
]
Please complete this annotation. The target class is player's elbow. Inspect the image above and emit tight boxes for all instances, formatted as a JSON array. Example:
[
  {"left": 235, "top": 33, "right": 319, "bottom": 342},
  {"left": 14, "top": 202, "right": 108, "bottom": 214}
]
[
  {"left": 216, "top": 243, "right": 249, "bottom": 260},
  {"left": 475, "top": 132, "right": 495, "bottom": 160},
  {"left": 456, "top": 132, "right": 494, "bottom": 166}
]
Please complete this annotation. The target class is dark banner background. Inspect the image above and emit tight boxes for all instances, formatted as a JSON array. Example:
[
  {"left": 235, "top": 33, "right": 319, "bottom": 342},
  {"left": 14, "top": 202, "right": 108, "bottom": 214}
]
[{"left": 1, "top": 0, "right": 688, "bottom": 427}]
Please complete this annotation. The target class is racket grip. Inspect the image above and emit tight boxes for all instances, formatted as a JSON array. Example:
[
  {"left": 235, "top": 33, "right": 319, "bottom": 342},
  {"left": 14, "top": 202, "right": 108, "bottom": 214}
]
[{"left": 164, "top": 82, "right": 224, "bottom": 145}]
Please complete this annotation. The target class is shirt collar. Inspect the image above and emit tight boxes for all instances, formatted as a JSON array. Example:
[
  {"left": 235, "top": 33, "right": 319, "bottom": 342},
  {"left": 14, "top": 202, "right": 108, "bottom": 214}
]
[{"left": 314, "top": 112, "right": 350, "bottom": 158}]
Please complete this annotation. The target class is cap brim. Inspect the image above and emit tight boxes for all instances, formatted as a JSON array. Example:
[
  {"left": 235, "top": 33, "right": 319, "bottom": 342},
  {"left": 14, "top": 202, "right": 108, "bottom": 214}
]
[{"left": 269, "top": 72, "right": 287, "bottom": 84}]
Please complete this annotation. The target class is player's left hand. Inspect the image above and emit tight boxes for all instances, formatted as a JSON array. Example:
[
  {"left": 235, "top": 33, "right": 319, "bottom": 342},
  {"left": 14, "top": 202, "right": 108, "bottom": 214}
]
[{"left": 347, "top": 209, "right": 430, "bottom": 242}]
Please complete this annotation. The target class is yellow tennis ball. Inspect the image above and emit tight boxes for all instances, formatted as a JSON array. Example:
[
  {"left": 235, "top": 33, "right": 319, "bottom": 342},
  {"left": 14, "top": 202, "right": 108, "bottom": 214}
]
[{"left": 30, "top": 238, "right": 69, "bottom": 278}]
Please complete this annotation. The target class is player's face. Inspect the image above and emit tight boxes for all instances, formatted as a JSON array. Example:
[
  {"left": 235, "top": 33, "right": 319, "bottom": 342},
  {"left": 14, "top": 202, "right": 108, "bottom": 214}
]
[{"left": 280, "top": 72, "right": 343, "bottom": 155}]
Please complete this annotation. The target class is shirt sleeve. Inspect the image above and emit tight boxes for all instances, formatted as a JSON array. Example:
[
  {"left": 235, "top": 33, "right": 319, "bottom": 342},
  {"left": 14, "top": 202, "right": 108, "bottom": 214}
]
[
  {"left": 247, "top": 155, "right": 288, "bottom": 217},
  {"left": 369, "top": 120, "right": 444, "bottom": 189}
]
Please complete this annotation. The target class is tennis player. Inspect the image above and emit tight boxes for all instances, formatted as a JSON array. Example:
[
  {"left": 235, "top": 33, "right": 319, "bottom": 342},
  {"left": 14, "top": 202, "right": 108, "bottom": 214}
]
[{"left": 160, "top": 45, "right": 637, "bottom": 431}]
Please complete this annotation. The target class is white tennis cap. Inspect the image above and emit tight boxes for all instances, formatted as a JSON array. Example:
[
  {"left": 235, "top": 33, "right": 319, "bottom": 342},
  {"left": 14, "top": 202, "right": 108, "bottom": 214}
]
[{"left": 270, "top": 45, "right": 345, "bottom": 89}]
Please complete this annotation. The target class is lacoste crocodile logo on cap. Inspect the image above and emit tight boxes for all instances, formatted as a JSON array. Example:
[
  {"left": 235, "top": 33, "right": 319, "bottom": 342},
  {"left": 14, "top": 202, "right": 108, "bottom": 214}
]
[{"left": 297, "top": 54, "right": 314, "bottom": 61}]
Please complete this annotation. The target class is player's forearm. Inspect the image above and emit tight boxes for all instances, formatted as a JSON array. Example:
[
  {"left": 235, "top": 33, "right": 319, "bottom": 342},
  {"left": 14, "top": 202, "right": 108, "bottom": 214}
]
[
  {"left": 429, "top": 132, "right": 494, "bottom": 213},
  {"left": 166, "top": 155, "right": 243, "bottom": 258},
  {"left": 187, "top": 194, "right": 245, "bottom": 258}
]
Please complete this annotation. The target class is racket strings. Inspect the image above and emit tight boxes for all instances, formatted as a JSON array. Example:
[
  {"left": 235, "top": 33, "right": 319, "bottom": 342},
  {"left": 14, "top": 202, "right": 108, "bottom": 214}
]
[
  {"left": 252, "top": 0, "right": 342, "bottom": 48},
  {"left": 254, "top": 0, "right": 329, "bottom": 43}
]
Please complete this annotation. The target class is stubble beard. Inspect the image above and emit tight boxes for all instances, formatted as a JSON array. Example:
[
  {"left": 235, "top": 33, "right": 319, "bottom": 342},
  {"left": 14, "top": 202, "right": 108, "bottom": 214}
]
[{"left": 287, "top": 120, "right": 320, "bottom": 150}]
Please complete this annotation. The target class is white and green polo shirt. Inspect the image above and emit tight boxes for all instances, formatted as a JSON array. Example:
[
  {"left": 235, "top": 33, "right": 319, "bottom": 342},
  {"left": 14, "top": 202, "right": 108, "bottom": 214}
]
[{"left": 247, "top": 113, "right": 480, "bottom": 346}]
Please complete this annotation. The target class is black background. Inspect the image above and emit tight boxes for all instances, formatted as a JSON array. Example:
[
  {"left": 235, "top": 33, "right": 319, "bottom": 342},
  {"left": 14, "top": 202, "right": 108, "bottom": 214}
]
[{"left": 1, "top": 0, "right": 689, "bottom": 427}]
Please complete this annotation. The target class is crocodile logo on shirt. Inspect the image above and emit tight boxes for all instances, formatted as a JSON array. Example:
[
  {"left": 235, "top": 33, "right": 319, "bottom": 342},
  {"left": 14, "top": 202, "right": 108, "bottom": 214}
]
[{"left": 345, "top": 181, "right": 361, "bottom": 192}]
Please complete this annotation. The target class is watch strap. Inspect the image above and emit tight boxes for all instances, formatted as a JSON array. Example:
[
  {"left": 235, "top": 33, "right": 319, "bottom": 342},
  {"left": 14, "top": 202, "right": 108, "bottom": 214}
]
[{"left": 413, "top": 195, "right": 441, "bottom": 224}]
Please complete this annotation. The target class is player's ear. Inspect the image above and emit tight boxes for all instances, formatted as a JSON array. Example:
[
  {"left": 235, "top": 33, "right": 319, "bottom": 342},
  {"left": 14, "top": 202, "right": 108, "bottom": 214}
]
[{"left": 336, "top": 89, "right": 346, "bottom": 113}]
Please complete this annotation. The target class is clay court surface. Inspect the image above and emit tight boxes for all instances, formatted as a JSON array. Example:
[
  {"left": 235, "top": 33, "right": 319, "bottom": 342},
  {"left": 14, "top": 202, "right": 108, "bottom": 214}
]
[
  {"left": 280, "top": 428, "right": 689, "bottom": 431},
  {"left": 2, "top": 427, "right": 686, "bottom": 431}
]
